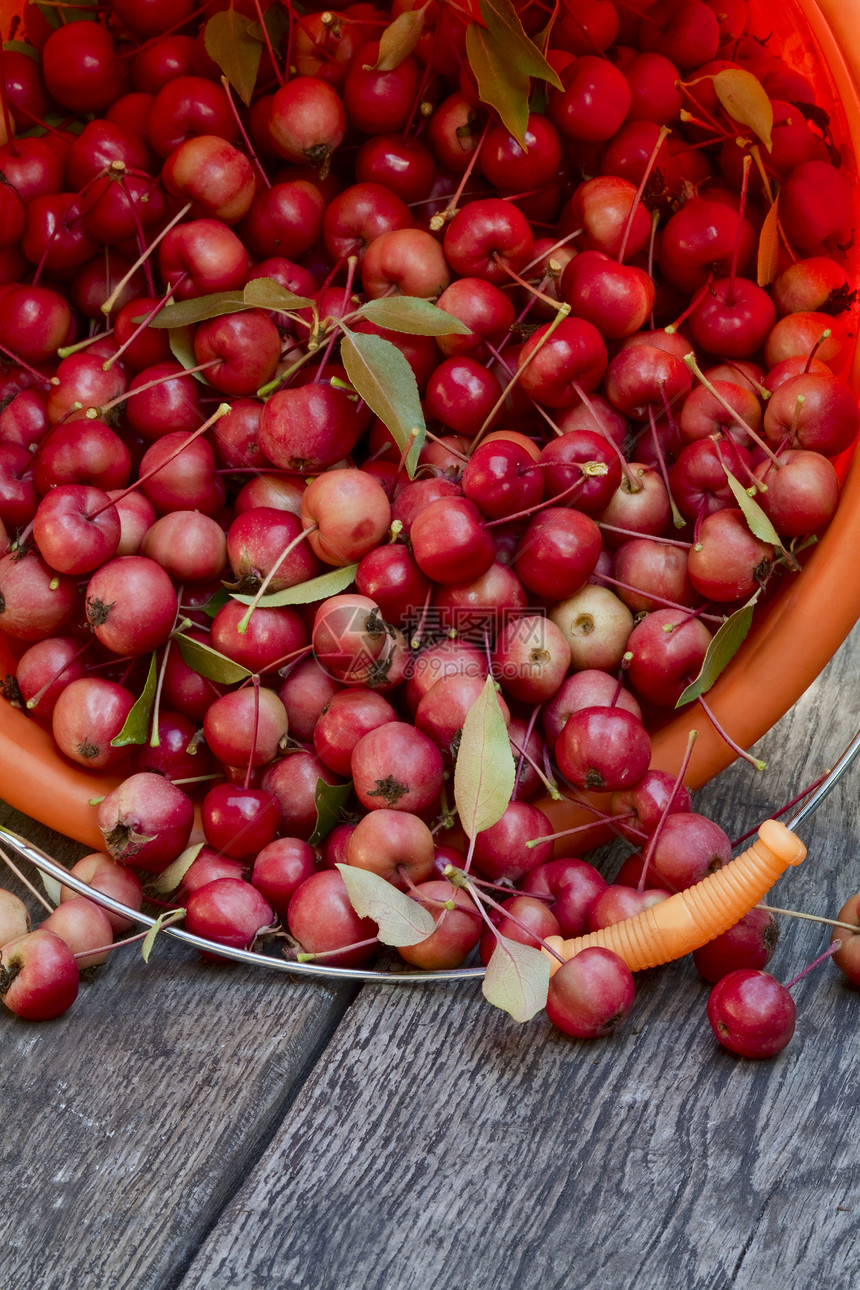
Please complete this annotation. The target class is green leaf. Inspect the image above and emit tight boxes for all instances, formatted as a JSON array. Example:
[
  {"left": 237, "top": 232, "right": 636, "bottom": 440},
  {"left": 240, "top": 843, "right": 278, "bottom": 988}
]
[
  {"left": 479, "top": 0, "right": 562, "bottom": 89},
  {"left": 110, "top": 652, "right": 158, "bottom": 747},
  {"left": 143, "top": 291, "right": 249, "bottom": 329},
  {"left": 336, "top": 864, "right": 436, "bottom": 946},
  {"left": 3, "top": 41, "right": 40, "bottom": 62},
  {"left": 142, "top": 909, "right": 185, "bottom": 964},
  {"left": 372, "top": 7, "right": 427, "bottom": 71},
  {"left": 676, "top": 596, "right": 759, "bottom": 707},
  {"left": 757, "top": 194, "right": 780, "bottom": 287},
  {"left": 39, "top": 870, "right": 62, "bottom": 907},
  {"left": 150, "top": 843, "right": 204, "bottom": 895},
  {"left": 174, "top": 633, "right": 252, "bottom": 685},
  {"left": 356, "top": 296, "right": 472, "bottom": 336},
  {"left": 713, "top": 68, "right": 773, "bottom": 152},
  {"left": 340, "top": 328, "right": 425, "bottom": 478},
  {"left": 168, "top": 324, "right": 212, "bottom": 386},
  {"left": 33, "top": 2, "right": 62, "bottom": 31},
  {"left": 723, "top": 468, "right": 782, "bottom": 546},
  {"left": 166, "top": 327, "right": 198, "bottom": 376},
  {"left": 466, "top": 22, "right": 530, "bottom": 150},
  {"left": 204, "top": 10, "right": 262, "bottom": 107},
  {"left": 231, "top": 563, "right": 359, "bottom": 610},
  {"left": 482, "top": 932, "right": 550, "bottom": 1022},
  {"left": 309, "top": 779, "right": 353, "bottom": 846},
  {"left": 249, "top": 0, "right": 289, "bottom": 53},
  {"left": 33, "top": 0, "right": 99, "bottom": 29},
  {"left": 454, "top": 675, "right": 515, "bottom": 840},
  {"left": 197, "top": 586, "right": 231, "bottom": 619},
  {"left": 243, "top": 278, "right": 314, "bottom": 313}
]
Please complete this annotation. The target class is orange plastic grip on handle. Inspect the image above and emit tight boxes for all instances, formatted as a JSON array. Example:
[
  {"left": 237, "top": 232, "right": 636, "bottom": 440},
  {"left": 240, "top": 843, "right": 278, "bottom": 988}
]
[{"left": 544, "top": 819, "right": 807, "bottom": 975}]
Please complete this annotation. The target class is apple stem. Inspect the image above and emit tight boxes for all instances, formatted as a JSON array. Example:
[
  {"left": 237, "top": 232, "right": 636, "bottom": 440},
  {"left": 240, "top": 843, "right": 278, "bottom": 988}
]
[
  {"left": 409, "top": 581, "right": 435, "bottom": 651},
  {"left": 87, "top": 402, "right": 232, "bottom": 519},
  {"left": 727, "top": 154, "right": 752, "bottom": 306},
  {"left": 401, "top": 16, "right": 441, "bottom": 138},
  {"left": 513, "top": 702, "right": 542, "bottom": 798},
  {"left": 473, "top": 879, "right": 568, "bottom": 961},
  {"left": 569, "top": 378, "right": 642, "bottom": 491},
  {"left": 429, "top": 118, "right": 490, "bottom": 231},
  {"left": 598, "top": 521, "right": 691, "bottom": 548},
  {"left": 273, "top": 642, "right": 315, "bottom": 676},
  {"left": 0, "top": 843, "right": 55, "bottom": 913},
  {"left": 74, "top": 909, "right": 188, "bottom": 961},
  {"left": 150, "top": 590, "right": 187, "bottom": 748},
  {"left": 749, "top": 144, "right": 798, "bottom": 263},
  {"left": 31, "top": 174, "right": 116, "bottom": 287},
  {"left": 491, "top": 253, "right": 569, "bottom": 313},
  {"left": 92, "top": 357, "right": 221, "bottom": 417},
  {"left": 664, "top": 273, "right": 712, "bottom": 334},
  {"left": 102, "top": 280, "right": 183, "bottom": 371},
  {"left": 250, "top": 0, "right": 285, "bottom": 86},
  {"left": 593, "top": 569, "right": 724, "bottom": 623},
  {"left": 220, "top": 76, "right": 272, "bottom": 188},
  {"left": 617, "top": 124, "right": 670, "bottom": 265},
  {"left": 526, "top": 812, "right": 643, "bottom": 849},
  {"left": 242, "top": 675, "right": 261, "bottom": 791},
  {"left": 683, "top": 352, "right": 783, "bottom": 465},
  {"left": 471, "top": 304, "right": 572, "bottom": 452},
  {"left": 25, "top": 638, "right": 94, "bottom": 711},
  {"left": 295, "top": 936, "right": 380, "bottom": 963},
  {"left": 483, "top": 469, "right": 588, "bottom": 528},
  {"left": 102, "top": 201, "right": 193, "bottom": 316},
  {"left": 695, "top": 691, "right": 766, "bottom": 771},
  {"left": 316, "top": 257, "right": 360, "bottom": 380},
  {"left": 784, "top": 941, "right": 843, "bottom": 991},
  {"left": 115, "top": 0, "right": 215, "bottom": 59},
  {"left": 731, "top": 773, "right": 829, "bottom": 850},
  {"left": 446, "top": 864, "right": 567, "bottom": 965},
  {"left": 422, "top": 429, "right": 470, "bottom": 463},
  {"left": 647, "top": 209, "right": 659, "bottom": 329},
  {"left": 171, "top": 777, "right": 223, "bottom": 791},
  {"left": 521, "top": 227, "right": 583, "bottom": 276},
  {"left": 0, "top": 343, "right": 49, "bottom": 383},
  {"left": 257, "top": 345, "right": 317, "bottom": 397},
  {"left": 805, "top": 330, "right": 831, "bottom": 372},
  {"left": 636, "top": 729, "right": 697, "bottom": 892},
  {"left": 758, "top": 904, "right": 860, "bottom": 936},
  {"left": 0, "top": 41, "right": 20, "bottom": 156},
  {"left": 112, "top": 174, "right": 156, "bottom": 296},
  {"left": 509, "top": 733, "right": 562, "bottom": 800},
  {"left": 56, "top": 328, "right": 115, "bottom": 360},
  {"left": 236, "top": 524, "right": 318, "bottom": 633},
  {"left": 647, "top": 404, "right": 686, "bottom": 528}
]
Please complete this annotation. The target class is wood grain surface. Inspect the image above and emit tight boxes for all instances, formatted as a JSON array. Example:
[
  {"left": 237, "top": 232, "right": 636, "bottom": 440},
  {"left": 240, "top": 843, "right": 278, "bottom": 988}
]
[
  {"left": 2, "top": 628, "right": 860, "bottom": 1290},
  {"left": 0, "top": 807, "right": 354, "bottom": 1290}
]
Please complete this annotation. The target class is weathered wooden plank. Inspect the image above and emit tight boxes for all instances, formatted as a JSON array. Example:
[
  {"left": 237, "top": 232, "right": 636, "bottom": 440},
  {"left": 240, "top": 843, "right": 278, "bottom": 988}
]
[
  {"left": 0, "top": 803, "right": 355, "bottom": 1290},
  {"left": 174, "top": 630, "right": 860, "bottom": 1290}
]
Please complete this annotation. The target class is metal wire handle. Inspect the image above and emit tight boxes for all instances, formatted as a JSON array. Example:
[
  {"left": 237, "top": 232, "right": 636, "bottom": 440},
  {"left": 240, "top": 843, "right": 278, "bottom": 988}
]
[
  {"left": 786, "top": 723, "right": 860, "bottom": 832},
  {"left": 0, "top": 824, "right": 487, "bottom": 985},
  {"left": 4, "top": 722, "right": 859, "bottom": 985}
]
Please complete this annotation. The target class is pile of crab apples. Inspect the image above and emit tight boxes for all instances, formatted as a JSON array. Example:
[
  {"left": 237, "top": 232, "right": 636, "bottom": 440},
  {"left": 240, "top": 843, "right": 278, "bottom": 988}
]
[{"left": 1, "top": 0, "right": 859, "bottom": 1050}]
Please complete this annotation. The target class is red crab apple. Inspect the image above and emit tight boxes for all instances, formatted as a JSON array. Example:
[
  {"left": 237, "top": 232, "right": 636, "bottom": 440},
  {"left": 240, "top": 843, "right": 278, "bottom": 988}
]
[
  {"left": 707, "top": 970, "right": 796, "bottom": 1058},
  {"left": 0, "top": 930, "right": 79, "bottom": 1021},
  {"left": 546, "top": 947, "right": 635, "bottom": 1039},
  {"left": 0, "top": 889, "right": 30, "bottom": 948},
  {"left": 830, "top": 892, "right": 860, "bottom": 988},
  {"left": 97, "top": 773, "right": 194, "bottom": 874},
  {"left": 41, "top": 899, "right": 115, "bottom": 970}
]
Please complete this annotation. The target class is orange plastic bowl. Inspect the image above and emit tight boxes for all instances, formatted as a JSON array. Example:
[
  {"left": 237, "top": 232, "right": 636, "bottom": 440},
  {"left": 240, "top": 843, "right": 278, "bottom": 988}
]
[{"left": 1, "top": 0, "right": 860, "bottom": 851}]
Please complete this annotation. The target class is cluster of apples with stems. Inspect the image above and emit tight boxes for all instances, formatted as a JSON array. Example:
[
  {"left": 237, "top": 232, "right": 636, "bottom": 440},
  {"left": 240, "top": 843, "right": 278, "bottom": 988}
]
[{"left": 0, "top": 0, "right": 859, "bottom": 1055}]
